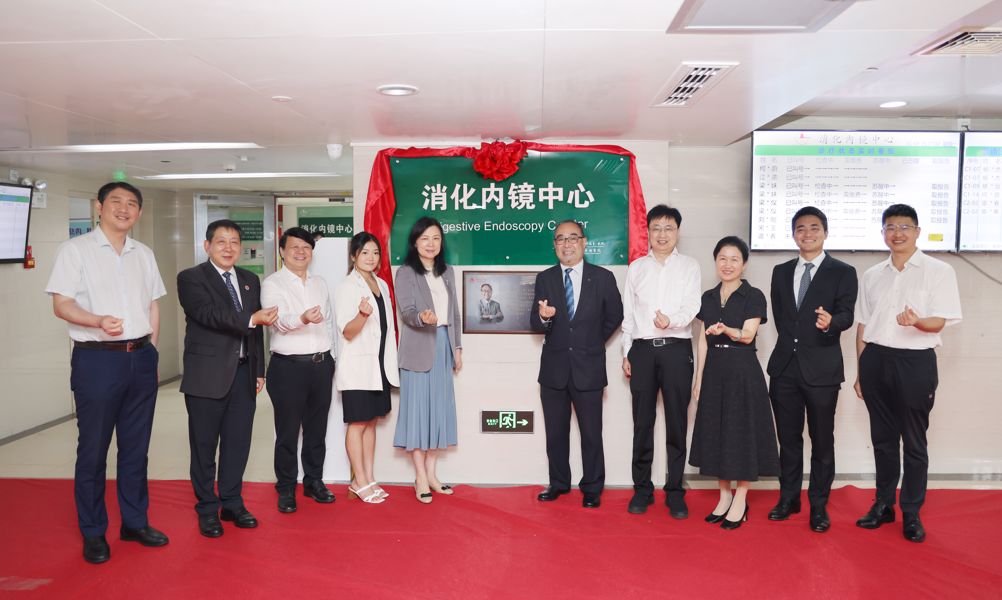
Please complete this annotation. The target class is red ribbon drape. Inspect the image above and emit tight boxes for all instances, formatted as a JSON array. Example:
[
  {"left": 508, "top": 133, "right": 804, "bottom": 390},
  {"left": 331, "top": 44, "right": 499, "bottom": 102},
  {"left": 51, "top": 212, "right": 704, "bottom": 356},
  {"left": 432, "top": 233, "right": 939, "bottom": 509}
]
[{"left": 362, "top": 143, "right": 649, "bottom": 316}]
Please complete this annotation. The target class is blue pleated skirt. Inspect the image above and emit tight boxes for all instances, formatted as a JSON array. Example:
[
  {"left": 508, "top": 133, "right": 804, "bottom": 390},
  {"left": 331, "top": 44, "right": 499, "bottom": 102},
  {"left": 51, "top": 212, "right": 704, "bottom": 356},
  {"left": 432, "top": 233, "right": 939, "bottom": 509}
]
[{"left": 393, "top": 326, "right": 458, "bottom": 451}]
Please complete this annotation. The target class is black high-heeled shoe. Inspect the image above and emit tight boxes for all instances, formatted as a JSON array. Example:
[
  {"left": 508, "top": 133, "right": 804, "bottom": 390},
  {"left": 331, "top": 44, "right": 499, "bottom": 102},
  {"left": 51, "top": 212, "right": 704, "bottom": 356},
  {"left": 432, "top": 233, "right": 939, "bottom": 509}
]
[
  {"left": 721, "top": 503, "right": 749, "bottom": 530},
  {"left": 705, "top": 501, "right": 732, "bottom": 524}
]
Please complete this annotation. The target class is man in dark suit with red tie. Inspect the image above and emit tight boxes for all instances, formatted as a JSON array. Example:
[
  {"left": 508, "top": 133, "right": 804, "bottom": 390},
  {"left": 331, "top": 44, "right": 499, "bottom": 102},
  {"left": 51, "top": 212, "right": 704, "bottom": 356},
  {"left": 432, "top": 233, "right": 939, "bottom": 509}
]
[
  {"left": 766, "top": 206, "right": 857, "bottom": 532},
  {"left": 531, "top": 220, "right": 624, "bottom": 508},
  {"left": 177, "top": 219, "right": 278, "bottom": 537}
]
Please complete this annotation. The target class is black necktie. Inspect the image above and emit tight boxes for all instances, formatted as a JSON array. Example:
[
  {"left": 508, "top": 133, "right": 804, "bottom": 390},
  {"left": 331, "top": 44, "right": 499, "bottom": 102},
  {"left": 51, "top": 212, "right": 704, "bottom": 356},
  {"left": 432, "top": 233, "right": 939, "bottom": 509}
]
[{"left": 796, "top": 263, "right": 814, "bottom": 310}]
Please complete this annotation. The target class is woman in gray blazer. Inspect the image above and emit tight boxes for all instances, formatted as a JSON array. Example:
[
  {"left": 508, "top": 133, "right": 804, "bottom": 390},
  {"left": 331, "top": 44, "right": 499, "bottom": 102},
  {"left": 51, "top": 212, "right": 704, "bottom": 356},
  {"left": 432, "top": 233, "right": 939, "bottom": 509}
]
[{"left": 393, "top": 216, "right": 462, "bottom": 504}]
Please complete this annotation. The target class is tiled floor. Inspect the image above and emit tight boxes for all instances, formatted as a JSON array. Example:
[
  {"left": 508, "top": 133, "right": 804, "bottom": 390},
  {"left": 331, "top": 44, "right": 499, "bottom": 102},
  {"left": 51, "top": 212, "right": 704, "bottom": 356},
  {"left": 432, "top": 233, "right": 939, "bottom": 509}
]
[{"left": 1, "top": 381, "right": 998, "bottom": 490}]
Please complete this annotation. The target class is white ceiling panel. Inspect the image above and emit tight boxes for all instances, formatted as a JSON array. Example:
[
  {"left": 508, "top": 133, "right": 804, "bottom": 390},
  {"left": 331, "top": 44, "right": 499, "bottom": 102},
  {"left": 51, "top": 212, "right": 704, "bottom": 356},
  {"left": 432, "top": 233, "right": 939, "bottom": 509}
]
[
  {"left": 822, "top": 0, "right": 994, "bottom": 30},
  {"left": 0, "top": 0, "right": 153, "bottom": 43},
  {"left": 97, "top": 0, "right": 545, "bottom": 39},
  {"left": 544, "top": 0, "right": 685, "bottom": 30}
]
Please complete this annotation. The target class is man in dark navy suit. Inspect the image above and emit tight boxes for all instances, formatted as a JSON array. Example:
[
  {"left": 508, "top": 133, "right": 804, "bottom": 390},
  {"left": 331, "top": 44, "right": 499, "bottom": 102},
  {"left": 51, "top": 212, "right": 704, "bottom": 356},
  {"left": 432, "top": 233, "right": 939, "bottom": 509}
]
[
  {"left": 178, "top": 219, "right": 278, "bottom": 537},
  {"left": 531, "top": 220, "right": 623, "bottom": 508},
  {"left": 767, "top": 206, "right": 857, "bottom": 532}
]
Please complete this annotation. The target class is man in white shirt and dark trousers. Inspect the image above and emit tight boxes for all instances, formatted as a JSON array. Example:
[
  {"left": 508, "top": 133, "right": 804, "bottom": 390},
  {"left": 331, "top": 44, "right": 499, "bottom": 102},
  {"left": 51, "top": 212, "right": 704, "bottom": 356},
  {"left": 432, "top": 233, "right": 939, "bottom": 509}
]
[
  {"left": 261, "top": 227, "right": 336, "bottom": 512},
  {"left": 46, "top": 182, "right": 169, "bottom": 564},
  {"left": 854, "top": 204, "right": 962, "bottom": 543},
  {"left": 621, "top": 205, "right": 701, "bottom": 518}
]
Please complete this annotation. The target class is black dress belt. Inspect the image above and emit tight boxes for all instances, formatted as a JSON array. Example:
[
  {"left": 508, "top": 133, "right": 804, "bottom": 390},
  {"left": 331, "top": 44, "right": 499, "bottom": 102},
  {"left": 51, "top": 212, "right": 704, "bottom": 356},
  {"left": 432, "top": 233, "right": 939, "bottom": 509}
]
[
  {"left": 74, "top": 335, "right": 151, "bottom": 352},
  {"left": 712, "top": 343, "right": 752, "bottom": 350},
  {"left": 272, "top": 351, "right": 332, "bottom": 363},
  {"left": 638, "top": 337, "right": 688, "bottom": 347}
]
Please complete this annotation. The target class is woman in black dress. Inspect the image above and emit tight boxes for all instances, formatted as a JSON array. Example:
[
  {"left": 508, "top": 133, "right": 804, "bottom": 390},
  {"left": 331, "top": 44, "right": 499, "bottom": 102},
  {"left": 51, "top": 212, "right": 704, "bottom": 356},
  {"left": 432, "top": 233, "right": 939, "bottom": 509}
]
[
  {"left": 334, "top": 232, "right": 399, "bottom": 503},
  {"left": 690, "top": 236, "right": 779, "bottom": 530}
]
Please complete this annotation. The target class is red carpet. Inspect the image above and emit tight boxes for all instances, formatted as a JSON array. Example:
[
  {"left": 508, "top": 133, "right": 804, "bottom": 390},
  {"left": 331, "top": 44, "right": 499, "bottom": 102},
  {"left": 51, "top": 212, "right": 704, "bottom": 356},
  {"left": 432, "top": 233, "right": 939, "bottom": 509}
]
[{"left": 1, "top": 480, "right": 1000, "bottom": 599}]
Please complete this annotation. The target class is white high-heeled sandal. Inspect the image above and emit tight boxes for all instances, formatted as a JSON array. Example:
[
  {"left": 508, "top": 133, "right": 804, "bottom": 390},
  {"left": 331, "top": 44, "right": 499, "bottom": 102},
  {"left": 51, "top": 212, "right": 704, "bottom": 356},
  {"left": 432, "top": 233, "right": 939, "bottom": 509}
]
[
  {"left": 348, "top": 482, "right": 385, "bottom": 504},
  {"left": 372, "top": 482, "right": 389, "bottom": 498}
]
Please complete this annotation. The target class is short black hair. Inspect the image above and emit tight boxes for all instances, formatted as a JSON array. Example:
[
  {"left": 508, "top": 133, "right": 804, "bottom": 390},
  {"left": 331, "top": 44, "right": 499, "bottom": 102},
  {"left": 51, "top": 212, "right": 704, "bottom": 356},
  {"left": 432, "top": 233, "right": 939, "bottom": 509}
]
[
  {"left": 882, "top": 204, "right": 919, "bottom": 226},
  {"left": 713, "top": 235, "right": 749, "bottom": 262},
  {"left": 348, "top": 231, "right": 383, "bottom": 274},
  {"left": 205, "top": 219, "right": 243, "bottom": 242},
  {"left": 480, "top": 283, "right": 493, "bottom": 292},
  {"left": 553, "top": 219, "right": 585, "bottom": 237},
  {"left": 403, "top": 216, "right": 447, "bottom": 276},
  {"left": 792, "top": 206, "right": 828, "bottom": 233},
  {"left": 647, "top": 205, "right": 682, "bottom": 228},
  {"left": 280, "top": 226, "right": 314, "bottom": 250},
  {"left": 97, "top": 182, "right": 143, "bottom": 209}
]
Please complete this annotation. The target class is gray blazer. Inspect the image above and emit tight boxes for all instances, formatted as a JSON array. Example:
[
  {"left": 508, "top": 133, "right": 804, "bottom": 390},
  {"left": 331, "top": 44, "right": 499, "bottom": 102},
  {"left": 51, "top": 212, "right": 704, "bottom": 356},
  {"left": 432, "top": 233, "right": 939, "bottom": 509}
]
[{"left": 395, "top": 264, "right": 462, "bottom": 372}]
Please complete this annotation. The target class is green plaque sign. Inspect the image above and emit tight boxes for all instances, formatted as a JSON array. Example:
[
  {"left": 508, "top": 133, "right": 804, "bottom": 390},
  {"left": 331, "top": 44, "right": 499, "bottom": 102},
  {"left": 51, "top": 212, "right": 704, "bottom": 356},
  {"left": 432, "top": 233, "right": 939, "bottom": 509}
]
[{"left": 389, "top": 152, "right": 630, "bottom": 265}]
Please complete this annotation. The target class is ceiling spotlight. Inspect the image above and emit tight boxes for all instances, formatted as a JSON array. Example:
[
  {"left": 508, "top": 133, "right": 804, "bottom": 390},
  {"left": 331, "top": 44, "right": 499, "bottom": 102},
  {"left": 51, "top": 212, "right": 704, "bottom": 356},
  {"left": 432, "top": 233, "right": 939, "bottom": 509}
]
[
  {"left": 19, "top": 177, "right": 33, "bottom": 187},
  {"left": 377, "top": 84, "right": 419, "bottom": 97},
  {"left": 879, "top": 101, "right": 907, "bottom": 109},
  {"left": 34, "top": 180, "right": 47, "bottom": 190},
  {"left": 271, "top": 95, "right": 293, "bottom": 102}
]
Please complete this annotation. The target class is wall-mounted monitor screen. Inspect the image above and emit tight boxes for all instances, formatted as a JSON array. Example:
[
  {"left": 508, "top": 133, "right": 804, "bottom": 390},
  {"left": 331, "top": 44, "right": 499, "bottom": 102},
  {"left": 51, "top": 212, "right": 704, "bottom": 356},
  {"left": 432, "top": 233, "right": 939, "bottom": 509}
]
[
  {"left": 751, "top": 130, "right": 961, "bottom": 252},
  {"left": 959, "top": 131, "right": 1002, "bottom": 252},
  {"left": 0, "top": 183, "right": 32, "bottom": 263}
]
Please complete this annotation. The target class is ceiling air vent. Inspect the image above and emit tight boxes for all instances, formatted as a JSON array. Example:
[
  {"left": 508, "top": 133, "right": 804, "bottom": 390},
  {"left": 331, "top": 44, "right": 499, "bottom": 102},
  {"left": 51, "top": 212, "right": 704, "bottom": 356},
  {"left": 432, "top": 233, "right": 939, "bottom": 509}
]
[
  {"left": 651, "top": 62, "right": 738, "bottom": 107},
  {"left": 917, "top": 30, "right": 1002, "bottom": 56}
]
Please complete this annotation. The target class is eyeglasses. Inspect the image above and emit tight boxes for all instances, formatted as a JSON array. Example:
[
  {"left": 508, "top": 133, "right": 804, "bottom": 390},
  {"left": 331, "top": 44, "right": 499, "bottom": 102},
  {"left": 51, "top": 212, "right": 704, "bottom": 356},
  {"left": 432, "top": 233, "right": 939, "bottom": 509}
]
[
  {"left": 650, "top": 226, "right": 678, "bottom": 234},
  {"left": 882, "top": 224, "right": 917, "bottom": 234},
  {"left": 554, "top": 235, "right": 583, "bottom": 245}
]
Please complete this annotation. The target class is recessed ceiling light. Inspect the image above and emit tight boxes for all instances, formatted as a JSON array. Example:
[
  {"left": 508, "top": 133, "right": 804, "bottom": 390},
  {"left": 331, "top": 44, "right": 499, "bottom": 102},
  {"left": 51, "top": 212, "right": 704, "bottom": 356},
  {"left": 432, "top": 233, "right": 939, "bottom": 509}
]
[
  {"left": 271, "top": 95, "right": 293, "bottom": 102},
  {"left": 377, "top": 84, "right": 419, "bottom": 97},
  {"left": 865, "top": 67, "right": 879, "bottom": 72},
  {"left": 879, "top": 101, "right": 907, "bottom": 109},
  {"left": 136, "top": 172, "right": 340, "bottom": 180},
  {"left": 0, "top": 142, "right": 262, "bottom": 153}
]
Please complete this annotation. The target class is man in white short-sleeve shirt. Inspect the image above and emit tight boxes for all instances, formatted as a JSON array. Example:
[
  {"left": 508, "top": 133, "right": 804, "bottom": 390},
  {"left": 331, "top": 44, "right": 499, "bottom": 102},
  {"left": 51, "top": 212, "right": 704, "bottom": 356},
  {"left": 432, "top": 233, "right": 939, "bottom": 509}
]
[
  {"left": 853, "top": 203, "right": 962, "bottom": 544},
  {"left": 46, "top": 182, "right": 169, "bottom": 564}
]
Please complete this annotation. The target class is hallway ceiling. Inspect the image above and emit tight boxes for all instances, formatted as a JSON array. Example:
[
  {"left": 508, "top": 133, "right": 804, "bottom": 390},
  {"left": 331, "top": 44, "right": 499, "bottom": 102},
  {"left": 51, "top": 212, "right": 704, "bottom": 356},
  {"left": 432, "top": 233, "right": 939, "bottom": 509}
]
[{"left": 1, "top": 0, "right": 1001, "bottom": 191}]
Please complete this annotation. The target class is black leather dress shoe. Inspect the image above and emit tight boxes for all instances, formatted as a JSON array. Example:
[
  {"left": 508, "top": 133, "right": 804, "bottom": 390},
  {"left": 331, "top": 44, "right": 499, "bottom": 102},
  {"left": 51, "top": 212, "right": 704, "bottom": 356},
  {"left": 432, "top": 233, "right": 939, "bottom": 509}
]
[
  {"left": 666, "top": 495, "right": 689, "bottom": 520},
  {"left": 198, "top": 513, "right": 223, "bottom": 538},
  {"left": 537, "top": 486, "right": 570, "bottom": 501},
  {"left": 83, "top": 535, "right": 110, "bottom": 564},
  {"left": 809, "top": 507, "right": 831, "bottom": 533},
  {"left": 628, "top": 491, "right": 654, "bottom": 514},
  {"left": 856, "top": 501, "right": 895, "bottom": 529},
  {"left": 278, "top": 490, "right": 297, "bottom": 513},
  {"left": 582, "top": 494, "right": 601, "bottom": 509},
  {"left": 768, "top": 498, "right": 802, "bottom": 521},
  {"left": 221, "top": 507, "right": 258, "bottom": 528},
  {"left": 304, "top": 481, "right": 335, "bottom": 504},
  {"left": 120, "top": 525, "right": 169, "bottom": 547},
  {"left": 902, "top": 512, "right": 926, "bottom": 543}
]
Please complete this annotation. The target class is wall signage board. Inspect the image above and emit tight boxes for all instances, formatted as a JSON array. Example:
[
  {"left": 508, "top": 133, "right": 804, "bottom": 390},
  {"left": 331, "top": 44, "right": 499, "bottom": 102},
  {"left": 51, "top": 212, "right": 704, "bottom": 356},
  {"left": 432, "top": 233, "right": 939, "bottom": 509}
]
[
  {"left": 959, "top": 131, "right": 1002, "bottom": 252},
  {"left": 481, "top": 410, "right": 534, "bottom": 434}
]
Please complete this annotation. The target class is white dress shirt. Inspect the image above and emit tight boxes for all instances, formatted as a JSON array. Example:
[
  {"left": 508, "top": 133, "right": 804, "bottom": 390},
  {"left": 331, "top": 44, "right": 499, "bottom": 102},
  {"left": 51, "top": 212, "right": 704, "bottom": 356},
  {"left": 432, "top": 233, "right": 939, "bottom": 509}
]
[
  {"left": 793, "top": 251, "right": 827, "bottom": 300},
  {"left": 857, "top": 249, "right": 962, "bottom": 349},
  {"left": 45, "top": 226, "right": 166, "bottom": 342},
  {"left": 425, "top": 271, "right": 451, "bottom": 327},
  {"left": 620, "top": 249, "right": 701, "bottom": 357},
  {"left": 261, "top": 266, "right": 334, "bottom": 355}
]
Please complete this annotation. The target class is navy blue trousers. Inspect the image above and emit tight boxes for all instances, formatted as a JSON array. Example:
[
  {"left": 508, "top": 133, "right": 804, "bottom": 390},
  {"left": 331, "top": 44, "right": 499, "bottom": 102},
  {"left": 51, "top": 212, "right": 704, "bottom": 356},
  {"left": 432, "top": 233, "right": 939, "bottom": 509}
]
[{"left": 70, "top": 344, "right": 159, "bottom": 538}]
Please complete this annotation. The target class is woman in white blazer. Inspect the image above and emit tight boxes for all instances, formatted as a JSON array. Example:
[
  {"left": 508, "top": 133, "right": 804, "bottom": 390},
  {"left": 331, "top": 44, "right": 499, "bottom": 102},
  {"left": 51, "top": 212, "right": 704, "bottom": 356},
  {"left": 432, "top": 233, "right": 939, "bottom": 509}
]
[{"left": 334, "top": 232, "right": 399, "bottom": 503}]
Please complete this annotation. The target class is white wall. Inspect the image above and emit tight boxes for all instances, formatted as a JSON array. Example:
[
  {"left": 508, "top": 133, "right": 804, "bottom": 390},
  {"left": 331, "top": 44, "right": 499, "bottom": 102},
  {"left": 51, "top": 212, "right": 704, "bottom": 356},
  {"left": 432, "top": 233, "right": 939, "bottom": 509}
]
[
  {"left": 350, "top": 130, "right": 1002, "bottom": 487},
  {"left": 0, "top": 166, "right": 184, "bottom": 439}
]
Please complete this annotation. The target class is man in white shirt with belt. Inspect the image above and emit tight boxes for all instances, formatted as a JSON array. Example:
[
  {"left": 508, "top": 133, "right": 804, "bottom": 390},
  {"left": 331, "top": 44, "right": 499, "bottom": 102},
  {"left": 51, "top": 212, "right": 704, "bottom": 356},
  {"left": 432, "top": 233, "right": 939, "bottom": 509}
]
[
  {"left": 261, "top": 227, "right": 336, "bottom": 513},
  {"left": 854, "top": 203, "right": 962, "bottom": 543},
  {"left": 621, "top": 205, "right": 701, "bottom": 518},
  {"left": 46, "top": 182, "right": 169, "bottom": 564}
]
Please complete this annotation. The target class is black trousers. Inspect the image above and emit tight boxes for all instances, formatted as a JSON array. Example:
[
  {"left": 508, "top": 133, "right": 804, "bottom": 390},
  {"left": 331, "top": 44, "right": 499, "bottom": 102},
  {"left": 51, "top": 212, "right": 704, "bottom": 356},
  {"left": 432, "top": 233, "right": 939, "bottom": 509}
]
[
  {"left": 540, "top": 381, "right": 605, "bottom": 495},
  {"left": 185, "top": 361, "right": 256, "bottom": 516},
  {"left": 627, "top": 340, "right": 693, "bottom": 499},
  {"left": 769, "top": 355, "right": 839, "bottom": 508},
  {"left": 265, "top": 352, "right": 335, "bottom": 493},
  {"left": 858, "top": 344, "right": 937, "bottom": 513},
  {"left": 71, "top": 345, "right": 159, "bottom": 537}
]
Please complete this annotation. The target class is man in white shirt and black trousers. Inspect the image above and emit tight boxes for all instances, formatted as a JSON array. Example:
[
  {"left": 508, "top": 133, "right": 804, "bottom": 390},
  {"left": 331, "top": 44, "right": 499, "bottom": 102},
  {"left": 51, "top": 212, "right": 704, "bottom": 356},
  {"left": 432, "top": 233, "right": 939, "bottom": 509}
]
[
  {"left": 261, "top": 227, "right": 336, "bottom": 513},
  {"left": 47, "top": 182, "right": 169, "bottom": 564},
  {"left": 620, "top": 205, "right": 701, "bottom": 518},
  {"left": 854, "top": 203, "right": 962, "bottom": 543}
]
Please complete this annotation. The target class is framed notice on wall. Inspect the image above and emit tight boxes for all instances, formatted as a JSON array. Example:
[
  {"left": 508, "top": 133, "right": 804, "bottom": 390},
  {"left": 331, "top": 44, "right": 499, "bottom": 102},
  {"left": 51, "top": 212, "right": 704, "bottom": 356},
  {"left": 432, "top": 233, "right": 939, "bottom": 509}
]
[{"left": 462, "top": 270, "right": 538, "bottom": 334}]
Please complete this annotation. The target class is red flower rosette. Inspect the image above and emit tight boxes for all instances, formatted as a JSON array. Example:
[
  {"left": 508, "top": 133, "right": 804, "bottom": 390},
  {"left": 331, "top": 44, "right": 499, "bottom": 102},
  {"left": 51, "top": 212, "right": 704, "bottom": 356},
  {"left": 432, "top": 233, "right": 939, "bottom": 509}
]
[{"left": 472, "top": 140, "right": 528, "bottom": 181}]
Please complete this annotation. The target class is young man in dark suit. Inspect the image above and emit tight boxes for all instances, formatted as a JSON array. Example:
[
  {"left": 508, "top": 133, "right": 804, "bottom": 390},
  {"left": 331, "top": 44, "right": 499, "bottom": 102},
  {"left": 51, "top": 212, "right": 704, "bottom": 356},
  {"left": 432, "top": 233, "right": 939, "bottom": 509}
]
[
  {"left": 767, "top": 206, "right": 858, "bottom": 532},
  {"left": 531, "top": 220, "right": 624, "bottom": 508},
  {"left": 177, "top": 219, "right": 278, "bottom": 537}
]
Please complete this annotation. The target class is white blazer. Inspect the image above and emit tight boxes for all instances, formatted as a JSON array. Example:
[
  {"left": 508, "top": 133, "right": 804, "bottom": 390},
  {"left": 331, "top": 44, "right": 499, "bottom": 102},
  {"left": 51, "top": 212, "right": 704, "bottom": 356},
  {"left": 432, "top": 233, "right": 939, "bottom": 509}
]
[{"left": 333, "top": 270, "right": 400, "bottom": 391}]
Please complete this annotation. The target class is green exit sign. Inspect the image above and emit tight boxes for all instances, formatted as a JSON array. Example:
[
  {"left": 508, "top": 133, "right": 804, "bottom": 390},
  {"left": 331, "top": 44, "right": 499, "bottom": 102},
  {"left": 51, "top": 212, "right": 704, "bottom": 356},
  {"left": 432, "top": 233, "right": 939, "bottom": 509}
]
[{"left": 481, "top": 410, "right": 533, "bottom": 434}]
